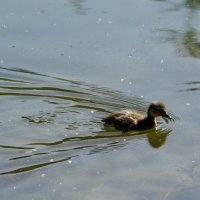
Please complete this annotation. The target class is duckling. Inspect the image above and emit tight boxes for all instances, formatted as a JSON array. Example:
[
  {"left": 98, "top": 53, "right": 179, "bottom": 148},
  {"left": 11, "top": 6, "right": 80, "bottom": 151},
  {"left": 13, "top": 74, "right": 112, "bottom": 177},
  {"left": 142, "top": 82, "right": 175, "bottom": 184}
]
[{"left": 102, "top": 101, "right": 172, "bottom": 132}]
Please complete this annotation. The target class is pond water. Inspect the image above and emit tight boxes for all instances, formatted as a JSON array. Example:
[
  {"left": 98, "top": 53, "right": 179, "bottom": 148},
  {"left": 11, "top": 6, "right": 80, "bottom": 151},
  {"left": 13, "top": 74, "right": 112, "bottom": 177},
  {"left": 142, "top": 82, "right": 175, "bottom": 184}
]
[{"left": 0, "top": 0, "right": 200, "bottom": 199}]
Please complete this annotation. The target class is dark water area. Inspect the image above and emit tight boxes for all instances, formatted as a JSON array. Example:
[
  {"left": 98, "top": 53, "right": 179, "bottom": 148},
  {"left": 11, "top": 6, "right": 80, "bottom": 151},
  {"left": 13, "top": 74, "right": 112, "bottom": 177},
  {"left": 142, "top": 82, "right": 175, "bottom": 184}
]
[{"left": 0, "top": 0, "right": 200, "bottom": 200}]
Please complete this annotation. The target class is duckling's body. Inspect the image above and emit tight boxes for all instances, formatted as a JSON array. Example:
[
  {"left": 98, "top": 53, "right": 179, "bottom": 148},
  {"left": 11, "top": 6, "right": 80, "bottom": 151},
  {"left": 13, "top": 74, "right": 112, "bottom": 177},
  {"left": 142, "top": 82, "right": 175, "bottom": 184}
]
[{"left": 102, "top": 101, "right": 171, "bottom": 132}]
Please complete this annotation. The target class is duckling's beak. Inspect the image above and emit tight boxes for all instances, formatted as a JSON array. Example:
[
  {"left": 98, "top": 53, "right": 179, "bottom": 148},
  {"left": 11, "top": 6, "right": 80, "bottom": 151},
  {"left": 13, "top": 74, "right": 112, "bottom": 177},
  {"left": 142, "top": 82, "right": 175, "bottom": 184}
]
[{"left": 161, "top": 111, "right": 172, "bottom": 123}]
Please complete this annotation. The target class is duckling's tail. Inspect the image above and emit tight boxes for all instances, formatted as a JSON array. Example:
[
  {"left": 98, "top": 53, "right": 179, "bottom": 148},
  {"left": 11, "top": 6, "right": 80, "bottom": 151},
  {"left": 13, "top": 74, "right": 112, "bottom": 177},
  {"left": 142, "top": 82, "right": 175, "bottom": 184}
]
[{"left": 102, "top": 116, "right": 113, "bottom": 124}]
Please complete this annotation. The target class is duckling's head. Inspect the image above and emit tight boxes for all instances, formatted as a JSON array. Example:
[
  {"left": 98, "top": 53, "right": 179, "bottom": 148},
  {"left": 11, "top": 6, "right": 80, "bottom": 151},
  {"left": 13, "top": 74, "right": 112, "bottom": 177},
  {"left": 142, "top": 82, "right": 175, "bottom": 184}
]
[{"left": 148, "top": 101, "right": 172, "bottom": 121}]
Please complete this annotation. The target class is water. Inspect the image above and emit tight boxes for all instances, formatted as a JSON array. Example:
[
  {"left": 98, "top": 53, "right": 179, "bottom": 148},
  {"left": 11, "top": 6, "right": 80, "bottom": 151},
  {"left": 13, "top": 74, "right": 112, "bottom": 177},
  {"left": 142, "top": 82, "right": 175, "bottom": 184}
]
[{"left": 0, "top": 0, "right": 200, "bottom": 199}]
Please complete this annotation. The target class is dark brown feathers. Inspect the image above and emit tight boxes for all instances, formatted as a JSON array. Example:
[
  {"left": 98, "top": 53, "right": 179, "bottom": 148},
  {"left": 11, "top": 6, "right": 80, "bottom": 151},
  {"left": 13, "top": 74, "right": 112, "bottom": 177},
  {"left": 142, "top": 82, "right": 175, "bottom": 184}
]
[{"left": 102, "top": 101, "right": 172, "bottom": 132}]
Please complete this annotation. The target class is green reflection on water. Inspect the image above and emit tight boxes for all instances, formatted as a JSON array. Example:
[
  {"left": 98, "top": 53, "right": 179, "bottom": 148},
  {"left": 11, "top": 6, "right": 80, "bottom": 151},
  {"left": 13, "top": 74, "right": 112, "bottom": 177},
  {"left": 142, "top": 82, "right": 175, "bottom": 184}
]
[
  {"left": 185, "top": 0, "right": 200, "bottom": 9},
  {"left": 156, "top": 0, "right": 200, "bottom": 58},
  {"left": 68, "top": 0, "right": 89, "bottom": 15},
  {"left": 0, "top": 156, "right": 74, "bottom": 175}
]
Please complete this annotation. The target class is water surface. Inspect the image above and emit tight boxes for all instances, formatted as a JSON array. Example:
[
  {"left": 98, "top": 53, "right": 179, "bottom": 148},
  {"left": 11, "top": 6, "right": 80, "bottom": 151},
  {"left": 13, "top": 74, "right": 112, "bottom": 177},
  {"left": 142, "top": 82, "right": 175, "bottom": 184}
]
[{"left": 0, "top": 0, "right": 200, "bottom": 200}]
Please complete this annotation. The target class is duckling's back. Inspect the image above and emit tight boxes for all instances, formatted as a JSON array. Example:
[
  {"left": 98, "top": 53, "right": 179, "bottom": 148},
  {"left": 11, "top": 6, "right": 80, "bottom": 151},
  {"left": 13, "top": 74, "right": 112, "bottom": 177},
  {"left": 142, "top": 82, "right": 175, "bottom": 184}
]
[{"left": 102, "top": 110, "right": 145, "bottom": 132}]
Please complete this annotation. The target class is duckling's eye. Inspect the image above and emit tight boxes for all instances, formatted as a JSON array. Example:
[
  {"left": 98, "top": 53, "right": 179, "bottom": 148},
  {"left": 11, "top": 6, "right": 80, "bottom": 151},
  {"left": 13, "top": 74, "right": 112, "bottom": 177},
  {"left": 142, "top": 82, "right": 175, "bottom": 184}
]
[
  {"left": 153, "top": 109, "right": 158, "bottom": 113},
  {"left": 153, "top": 109, "right": 161, "bottom": 114}
]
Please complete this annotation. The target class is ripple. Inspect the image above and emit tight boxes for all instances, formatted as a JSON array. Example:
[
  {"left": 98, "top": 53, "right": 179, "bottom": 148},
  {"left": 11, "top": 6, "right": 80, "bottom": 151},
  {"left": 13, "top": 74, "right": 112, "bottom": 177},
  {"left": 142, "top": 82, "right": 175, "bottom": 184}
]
[
  {"left": 0, "top": 66, "right": 176, "bottom": 175},
  {"left": 179, "top": 81, "right": 200, "bottom": 92}
]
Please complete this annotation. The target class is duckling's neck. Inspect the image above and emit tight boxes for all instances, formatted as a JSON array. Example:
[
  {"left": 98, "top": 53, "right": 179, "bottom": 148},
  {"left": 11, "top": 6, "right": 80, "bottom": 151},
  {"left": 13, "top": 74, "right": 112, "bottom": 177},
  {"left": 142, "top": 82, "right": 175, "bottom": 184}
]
[{"left": 137, "top": 115, "right": 156, "bottom": 130}]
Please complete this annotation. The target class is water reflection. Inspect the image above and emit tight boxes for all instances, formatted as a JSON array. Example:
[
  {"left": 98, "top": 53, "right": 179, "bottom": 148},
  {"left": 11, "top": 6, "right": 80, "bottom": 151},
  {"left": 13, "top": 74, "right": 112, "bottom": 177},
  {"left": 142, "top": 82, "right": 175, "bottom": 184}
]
[
  {"left": 153, "top": 0, "right": 200, "bottom": 10},
  {"left": 156, "top": 0, "right": 200, "bottom": 58},
  {"left": 0, "top": 127, "right": 172, "bottom": 175},
  {"left": 180, "top": 81, "right": 200, "bottom": 91},
  {"left": 0, "top": 66, "right": 174, "bottom": 175},
  {"left": 161, "top": 28, "right": 200, "bottom": 58},
  {"left": 29, "top": 126, "right": 172, "bottom": 148},
  {"left": 147, "top": 127, "right": 172, "bottom": 148},
  {"left": 185, "top": 0, "right": 200, "bottom": 9},
  {"left": 104, "top": 127, "right": 172, "bottom": 148},
  {"left": 68, "top": 0, "right": 89, "bottom": 15},
  {"left": 0, "top": 156, "right": 74, "bottom": 175}
]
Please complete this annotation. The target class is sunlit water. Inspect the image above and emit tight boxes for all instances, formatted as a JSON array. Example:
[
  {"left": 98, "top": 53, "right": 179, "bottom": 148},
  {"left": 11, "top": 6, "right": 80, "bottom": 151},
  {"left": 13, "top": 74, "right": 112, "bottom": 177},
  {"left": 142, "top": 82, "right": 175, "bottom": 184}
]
[{"left": 0, "top": 0, "right": 200, "bottom": 200}]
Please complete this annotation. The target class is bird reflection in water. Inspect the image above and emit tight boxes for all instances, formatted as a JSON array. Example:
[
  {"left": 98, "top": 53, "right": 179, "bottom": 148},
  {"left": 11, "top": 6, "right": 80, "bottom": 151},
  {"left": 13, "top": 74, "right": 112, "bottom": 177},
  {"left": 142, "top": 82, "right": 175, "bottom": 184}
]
[{"left": 100, "top": 125, "right": 172, "bottom": 149}]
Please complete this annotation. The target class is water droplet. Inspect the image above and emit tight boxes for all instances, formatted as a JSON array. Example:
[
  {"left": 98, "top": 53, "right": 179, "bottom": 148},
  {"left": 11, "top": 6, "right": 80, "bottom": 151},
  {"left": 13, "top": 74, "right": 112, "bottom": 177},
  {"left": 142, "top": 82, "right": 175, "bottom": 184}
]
[
  {"left": 2, "top": 24, "right": 8, "bottom": 29},
  {"left": 97, "top": 18, "right": 102, "bottom": 23},
  {"left": 50, "top": 159, "right": 54, "bottom": 162},
  {"left": 120, "top": 78, "right": 126, "bottom": 82},
  {"left": 186, "top": 102, "right": 190, "bottom": 106},
  {"left": 13, "top": 186, "right": 16, "bottom": 190},
  {"left": 0, "top": 59, "right": 4, "bottom": 63},
  {"left": 41, "top": 173, "right": 45, "bottom": 177},
  {"left": 68, "top": 160, "right": 72, "bottom": 164},
  {"left": 91, "top": 110, "right": 94, "bottom": 114},
  {"left": 128, "top": 54, "right": 133, "bottom": 58},
  {"left": 160, "top": 59, "right": 164, "bottom": 64},
  {"left": 39, "top": 10, "right": 45, "bottom": 14},
  {"left": 106, "top": 32, "right": 110, "bottom": 37}
]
